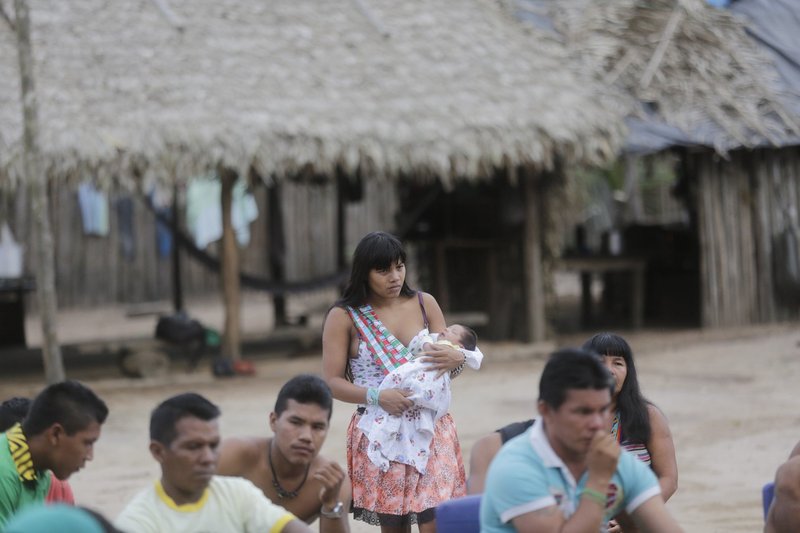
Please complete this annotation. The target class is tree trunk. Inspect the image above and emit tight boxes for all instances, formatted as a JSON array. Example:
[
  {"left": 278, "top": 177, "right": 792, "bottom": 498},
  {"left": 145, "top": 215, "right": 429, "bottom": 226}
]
[
  {"left": 219, "top": 168, "right": 241, "bottom": 361},
  {"left": 14, "top": 0, "right": 65, "bottom": 383}
]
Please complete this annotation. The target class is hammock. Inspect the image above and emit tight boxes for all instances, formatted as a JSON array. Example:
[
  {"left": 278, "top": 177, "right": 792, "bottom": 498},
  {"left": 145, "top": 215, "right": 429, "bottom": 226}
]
[{"left": 143, "top": 196, "right": 348, "bottom": 296}]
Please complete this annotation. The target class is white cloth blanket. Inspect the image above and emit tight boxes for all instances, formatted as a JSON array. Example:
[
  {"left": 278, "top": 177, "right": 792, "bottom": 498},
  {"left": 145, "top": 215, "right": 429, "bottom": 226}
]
[{"left": 357, "top": 335, "right": 482, "bottom": 474}]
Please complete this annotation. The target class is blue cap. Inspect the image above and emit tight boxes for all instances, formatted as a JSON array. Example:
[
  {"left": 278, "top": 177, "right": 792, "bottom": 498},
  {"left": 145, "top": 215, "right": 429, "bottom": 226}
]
[{"left": 3, "top": 504, "right": 106, "bottom": 533}]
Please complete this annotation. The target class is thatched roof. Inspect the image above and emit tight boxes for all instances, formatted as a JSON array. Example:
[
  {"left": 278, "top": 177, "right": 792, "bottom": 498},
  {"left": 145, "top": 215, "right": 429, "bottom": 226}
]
[
  {"left": 510, "top": 0, "right": 800, "bottom": 154},
  {"left": 0, "top": 0, "right": 626, "bottom": 188}
]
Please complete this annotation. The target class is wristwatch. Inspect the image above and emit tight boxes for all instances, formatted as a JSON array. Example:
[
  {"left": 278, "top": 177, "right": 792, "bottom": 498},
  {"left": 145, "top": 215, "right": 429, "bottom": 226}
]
[{"left": 320, "top": 501, "right": 345, "bottom": 519}]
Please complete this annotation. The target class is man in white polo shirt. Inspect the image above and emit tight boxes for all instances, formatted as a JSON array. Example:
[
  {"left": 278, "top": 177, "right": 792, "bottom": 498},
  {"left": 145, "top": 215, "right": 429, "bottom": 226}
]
[
  {"left": 115, "top": 393, "right": 311, "bottom": 533},
  {"left": 480, "top": 348, "right": 682, "bottom": 533}
]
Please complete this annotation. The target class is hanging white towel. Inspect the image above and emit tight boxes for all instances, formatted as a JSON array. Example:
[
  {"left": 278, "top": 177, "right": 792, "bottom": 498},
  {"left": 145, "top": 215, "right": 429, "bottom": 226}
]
[
  {"left": 77, "top": 182, "right": 110, "bottom": 236},
  {"left": 0, "top": 223, "right": 23, "bottom": 278},
  {"left": 185, "top": 174, "right": 258, "bottom": 249}
]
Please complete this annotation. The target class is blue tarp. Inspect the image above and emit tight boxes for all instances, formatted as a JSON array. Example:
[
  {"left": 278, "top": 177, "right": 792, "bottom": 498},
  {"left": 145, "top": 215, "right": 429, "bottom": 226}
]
[
  {"left": 513, "top": 0, "right": 800, "bottom": 154},
  {"left": 625, "top": 0, "right": 800, "bottom": 154}
]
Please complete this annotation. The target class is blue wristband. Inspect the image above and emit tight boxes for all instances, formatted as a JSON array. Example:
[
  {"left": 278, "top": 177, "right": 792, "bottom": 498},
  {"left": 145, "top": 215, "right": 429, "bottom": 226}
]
[{"left": 366, "top": 387, "right": 380, "bottom": 406}]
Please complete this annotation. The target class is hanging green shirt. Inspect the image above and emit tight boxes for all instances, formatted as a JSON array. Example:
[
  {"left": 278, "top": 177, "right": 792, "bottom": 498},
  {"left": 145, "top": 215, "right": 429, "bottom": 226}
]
[{"left": 0, "top": 425, "right": 52, "bottom": 527}]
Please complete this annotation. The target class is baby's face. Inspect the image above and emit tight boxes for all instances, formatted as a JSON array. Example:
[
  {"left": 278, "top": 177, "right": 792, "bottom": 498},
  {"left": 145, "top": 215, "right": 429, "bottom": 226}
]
[{"left": 440, "top": 325, "right": 466, "bottom": 347}]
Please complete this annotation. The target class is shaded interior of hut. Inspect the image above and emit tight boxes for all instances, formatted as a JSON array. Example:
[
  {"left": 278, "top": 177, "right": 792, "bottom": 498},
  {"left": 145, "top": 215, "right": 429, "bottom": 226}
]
[{"left": 396, "top": 153, "right": 701, "bottom": 341}]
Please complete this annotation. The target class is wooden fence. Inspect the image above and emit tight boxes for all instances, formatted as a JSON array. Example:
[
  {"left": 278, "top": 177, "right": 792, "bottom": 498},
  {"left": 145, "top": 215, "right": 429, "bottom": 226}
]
[{"left": 693, "top": 147, "right": 800, "bottom": 327}]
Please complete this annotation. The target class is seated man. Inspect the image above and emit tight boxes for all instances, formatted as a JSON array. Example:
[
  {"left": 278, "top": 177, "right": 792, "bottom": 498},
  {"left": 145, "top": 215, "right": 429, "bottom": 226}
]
[
  {"left": 115, "top": 393, "right": 311, "bottom": 533},
  {"left": 0, "top": 396, "right": 75, "bottom": 504},
  {"left": 468, "top": 419, "right": 534, "bottom": 494},
  {"left": 765, "top": 440, "right": 800, "bottom": 532},
  {"left": 217, "top": 374, "right": 351, "bottom": 533},
  {"left": 0, "top": 381, "right": 108, "bottom": 526},
  {"left": 480, "top": 348, "right": 682, "bottom": 533}
]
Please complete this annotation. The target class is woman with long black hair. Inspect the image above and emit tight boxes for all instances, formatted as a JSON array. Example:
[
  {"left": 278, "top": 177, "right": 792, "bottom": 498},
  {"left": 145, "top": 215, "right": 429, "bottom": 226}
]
[{"left": 583, "top": 332, "right": 678, "bottom": 532}]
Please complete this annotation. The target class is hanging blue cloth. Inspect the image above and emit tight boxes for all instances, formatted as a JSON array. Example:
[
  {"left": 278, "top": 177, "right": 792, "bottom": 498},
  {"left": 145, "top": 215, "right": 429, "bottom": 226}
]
[
  {"left": 116, "top": 196, "right": 136, "bottom": 260},
  {"left": 147, "top": 189, "right": 173, "bottom": 259}
]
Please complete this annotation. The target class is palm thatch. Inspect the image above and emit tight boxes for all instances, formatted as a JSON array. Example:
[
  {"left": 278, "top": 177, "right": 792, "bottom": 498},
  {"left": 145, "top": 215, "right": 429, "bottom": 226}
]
[
  {"left": 0, "top": 0, "right": 626, "bottom": 189},
  {"left": 515, "top": 0, "right": 800, "bottom": 153}
]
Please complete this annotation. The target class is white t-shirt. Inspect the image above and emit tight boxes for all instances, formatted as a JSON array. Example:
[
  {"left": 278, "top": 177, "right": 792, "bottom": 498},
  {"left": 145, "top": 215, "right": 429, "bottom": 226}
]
[{"left": 115, "top": 476, "right": 296, "bottom": 533}]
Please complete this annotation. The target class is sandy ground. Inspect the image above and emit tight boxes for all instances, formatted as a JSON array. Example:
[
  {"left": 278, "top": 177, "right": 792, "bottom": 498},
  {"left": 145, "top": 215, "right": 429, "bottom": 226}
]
[{"left": 4, "top": 300, "right": 800, "bottom": 532}]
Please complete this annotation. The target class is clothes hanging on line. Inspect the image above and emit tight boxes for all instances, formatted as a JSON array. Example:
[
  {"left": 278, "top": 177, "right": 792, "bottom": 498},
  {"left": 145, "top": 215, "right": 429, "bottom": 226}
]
[
  {"left": 77, "top": 182, "right": 109, "bottom": 236},
  {"left": 185, "top": 174, "right": 258, "bottom": 249}
]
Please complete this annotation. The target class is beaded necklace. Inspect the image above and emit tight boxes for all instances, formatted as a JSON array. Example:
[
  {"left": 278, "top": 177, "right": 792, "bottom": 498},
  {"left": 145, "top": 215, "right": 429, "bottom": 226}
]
[{"left": 268, "top": 439, "right": 309, "bottom": 500}]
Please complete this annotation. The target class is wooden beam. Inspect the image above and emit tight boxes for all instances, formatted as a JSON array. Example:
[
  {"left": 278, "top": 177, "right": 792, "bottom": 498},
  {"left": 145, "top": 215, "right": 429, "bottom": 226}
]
[
  {"left": 219, "top": 168, "right": 241, "bottom": 361},
  {"left": 521, "top": 166, "right": 546, "bottom": 342},
  {"left": 640, "top": 5, "right": 683, "bottom": 90},
  {"left": 170, "top": 183, "right": 184, "bottom": 312},
  {"left": 1, "top": 1, "right": 15, "bottom": 31},
  {"left": 268, "top": 183, "right": 287, "bottom": 325},
  {"left": 351, "top": 0, "right": 390, "bottom": 38},
  {"left": 148, "top": 0, "right": 184, "bottom": 31}
]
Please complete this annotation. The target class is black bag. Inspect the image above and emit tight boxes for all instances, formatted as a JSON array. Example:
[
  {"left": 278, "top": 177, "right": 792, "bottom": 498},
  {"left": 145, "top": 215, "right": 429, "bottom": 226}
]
[
  {"left": 155, "top": 312, "right": 208, "bottom": 369},
  {"left": 155, "top": 313, "right": 206, "bottom": 345}
]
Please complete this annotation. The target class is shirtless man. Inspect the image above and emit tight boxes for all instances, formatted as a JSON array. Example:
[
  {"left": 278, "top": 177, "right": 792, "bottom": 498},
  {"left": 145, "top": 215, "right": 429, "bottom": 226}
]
[
  {"left": 217, "top": 374, "right": 351, "bottom": 533},
  {"left": 765, "top": 440, "right": 800, "bottom": 533}
]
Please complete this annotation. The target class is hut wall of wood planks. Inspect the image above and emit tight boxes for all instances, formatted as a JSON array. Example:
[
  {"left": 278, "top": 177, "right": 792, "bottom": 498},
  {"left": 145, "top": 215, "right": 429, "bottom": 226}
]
[{"left": 692, "top": 147, "right": 800, "bottom": 327}]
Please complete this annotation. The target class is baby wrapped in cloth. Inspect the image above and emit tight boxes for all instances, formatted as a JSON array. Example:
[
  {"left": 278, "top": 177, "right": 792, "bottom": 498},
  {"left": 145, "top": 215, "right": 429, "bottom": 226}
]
[{"left": 357, "top": 325, "right": 482, "bottom": 474}]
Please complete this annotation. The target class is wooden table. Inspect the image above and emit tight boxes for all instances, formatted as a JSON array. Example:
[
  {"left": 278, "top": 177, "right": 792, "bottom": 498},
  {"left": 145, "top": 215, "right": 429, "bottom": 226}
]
[{"left": 553, "top": 256, "right": 647, "bottom": 329}]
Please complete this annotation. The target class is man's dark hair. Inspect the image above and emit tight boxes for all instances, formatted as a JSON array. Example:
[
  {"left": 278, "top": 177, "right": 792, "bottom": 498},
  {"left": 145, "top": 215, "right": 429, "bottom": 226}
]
[
  {"left": 539, "top": 348, "right": 614, "bottom": 409},
  {"left": 274, "top": 374, "right": 333, "bottom": 420},
  {"left": 458, "top": 326, "right": 478, "bottom": 351},
  {"left": 150, "top": 393, "right": 220, "bottom": 445},
  {"left": 0, "top": 397, "right": 32, "bottom": 432},
  {"left": 22, "top": 381, "right": 108, "bottom": 436}
]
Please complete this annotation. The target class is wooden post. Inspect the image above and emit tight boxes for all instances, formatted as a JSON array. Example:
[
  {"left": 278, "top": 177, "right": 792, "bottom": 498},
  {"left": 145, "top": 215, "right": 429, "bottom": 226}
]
[
  {"left": 219, "top": 168, "right": 241, "bottom": 361},
  {"left": 267, "top": 183, "right": 286, "bottom": 325},
  {"left": 14, "top": 0, "right": 65, "bottom": 383},
  {"left": 521, "top": 166, "right": 547, "bottom": 342},
  {"left": 336, "top": 173, "right": 347, "bottom": 279},
  {"left": 624, "top": 154, "right": 643, "bottom": 223},
  {"left": 170, "top": 183, "right": 184, "bottom": 312}
]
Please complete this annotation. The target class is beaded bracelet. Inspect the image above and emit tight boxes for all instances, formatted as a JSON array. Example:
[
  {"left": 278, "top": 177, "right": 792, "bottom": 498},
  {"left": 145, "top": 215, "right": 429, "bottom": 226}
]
[
  {"left": 580, "top": 487, "right": 607, "bottom": 508},
  {"left": 366, "top": 387, "right": 380, "bottom": 406},
  {"left": 449, "top": 352, "right": 467, "bottom": 378}
]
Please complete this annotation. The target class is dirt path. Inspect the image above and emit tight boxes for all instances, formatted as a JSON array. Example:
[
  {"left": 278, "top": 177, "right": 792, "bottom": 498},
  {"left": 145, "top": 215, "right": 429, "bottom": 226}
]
[{"left": 2, "top": 322, "right": 798, "bottom": 532}]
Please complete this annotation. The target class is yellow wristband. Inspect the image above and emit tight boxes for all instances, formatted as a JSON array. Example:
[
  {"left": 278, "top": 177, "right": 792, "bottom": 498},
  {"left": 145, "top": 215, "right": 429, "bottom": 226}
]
[{"left": 580, "top": 487, "right": 607, "bottom": 507}]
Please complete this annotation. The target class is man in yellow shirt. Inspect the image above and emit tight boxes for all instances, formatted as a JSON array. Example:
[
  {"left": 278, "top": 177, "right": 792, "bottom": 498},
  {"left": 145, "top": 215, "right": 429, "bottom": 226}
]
[{"left": 115, "top": 393, "right": 311, "bottom": 533}]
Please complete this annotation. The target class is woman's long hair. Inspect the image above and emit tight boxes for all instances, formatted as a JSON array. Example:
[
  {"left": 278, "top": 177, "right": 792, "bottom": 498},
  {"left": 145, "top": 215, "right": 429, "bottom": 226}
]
[
  {"left": 582, "top": 332, "right": 651, "bottom": 444},
  {"left": 330, "top": 231, "right": 415, "bottom": 382},
  {"left": 335, "top": 231, "right": 415, "bottom": 309}
]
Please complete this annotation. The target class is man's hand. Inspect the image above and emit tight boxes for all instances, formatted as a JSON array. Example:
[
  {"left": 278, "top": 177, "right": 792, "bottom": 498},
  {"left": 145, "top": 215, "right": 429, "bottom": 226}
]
[
  {"left": 586, "top": 430, "right": 620, "bottom": 484},
  {"left": 378, "top": 388, "right": 413, "bottom": 416},
  {"left": 316, "top": 461, "right": 346, "bottom": 509}
]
